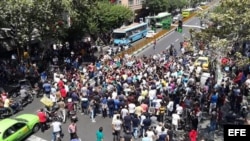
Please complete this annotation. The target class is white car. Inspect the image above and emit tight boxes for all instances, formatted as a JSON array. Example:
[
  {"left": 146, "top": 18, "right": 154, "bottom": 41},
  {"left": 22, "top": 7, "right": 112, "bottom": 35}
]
[
  {"left": 146, "top": 30, "right": 156, "bottom": 38},
  {"left": 173, "top": 14, "right": 182, "bottom": 23}
]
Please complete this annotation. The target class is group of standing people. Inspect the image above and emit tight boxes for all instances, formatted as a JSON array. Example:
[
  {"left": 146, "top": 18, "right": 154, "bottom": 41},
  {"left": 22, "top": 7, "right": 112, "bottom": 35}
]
[{"left": 31, "top": 38, "right": 249, "bottom": 141}]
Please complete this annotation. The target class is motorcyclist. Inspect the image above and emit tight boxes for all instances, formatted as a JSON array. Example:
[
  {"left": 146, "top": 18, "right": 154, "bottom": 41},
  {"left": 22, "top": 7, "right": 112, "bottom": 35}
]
[
  {"left": 66, "top": 98, "right": 74, "bottom": 117},
  {"left": 20, "top": 86, "right": 28, "bottom": 100}
]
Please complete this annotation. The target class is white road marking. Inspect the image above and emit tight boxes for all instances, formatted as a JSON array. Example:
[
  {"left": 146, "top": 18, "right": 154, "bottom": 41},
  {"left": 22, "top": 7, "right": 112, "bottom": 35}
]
[
  {"left": 175, "top": 39, "right": 179, "bottom": 42},
  {"left": 25, "top": 135, "right": 48, "bottom": 141},
  {"left": 166, "top": 45, "right": 170, "bottom": 49},
  {"left": 182, "top": 33, "right": 185, "bottom": 36}
]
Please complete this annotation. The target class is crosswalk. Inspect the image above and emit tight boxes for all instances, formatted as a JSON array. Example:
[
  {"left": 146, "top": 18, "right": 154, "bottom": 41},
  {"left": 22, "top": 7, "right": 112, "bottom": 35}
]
[{"left": 25, "top": 135, "right": 48, "bottom": 141}]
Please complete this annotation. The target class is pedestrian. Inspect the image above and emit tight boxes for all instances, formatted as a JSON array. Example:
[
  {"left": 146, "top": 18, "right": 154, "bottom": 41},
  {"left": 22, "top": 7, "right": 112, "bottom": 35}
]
[
  {"left": 51, "top": 118, "right": 63, "bottom": 141},
  {"left": 89, "top": 99, "right": 96, "bottom": 122},
  {"left": 70, "top": 134, "right": 81, "bottom": 141},
  {"left": 57, "top": 98, "right": 66, "bottom": 123},
  {"left": 37, "top": 108, "right": 47, "bottom": 132},
  {"left": 68, "top": 120, "right": 77, "bottom": 139},
  {"left": 153, "top": 40, "right": 156, "bottom": 50},
  {"left": 96, "top": 127, "right": 104, "bottom": 141},
  {"left": 121, "top": 130, "right": 133, "bottom": 141},
  {"left": 112, "top": 116, "right": 122, "bottom": 141}
]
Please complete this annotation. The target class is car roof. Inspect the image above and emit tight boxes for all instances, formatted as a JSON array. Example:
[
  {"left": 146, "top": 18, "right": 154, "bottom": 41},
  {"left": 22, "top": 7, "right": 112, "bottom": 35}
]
[
  {"left": 0, "top": 118, "right": 18, "bottom": 134},
  {"left": 197, "top": 56, "right": 208, "bottom": 60}
]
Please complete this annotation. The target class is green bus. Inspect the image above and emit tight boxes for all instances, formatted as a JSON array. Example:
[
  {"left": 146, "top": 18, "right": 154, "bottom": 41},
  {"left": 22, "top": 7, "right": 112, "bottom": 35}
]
[{"left": 147, "top": 12, "right": 172, "bottom": 28}]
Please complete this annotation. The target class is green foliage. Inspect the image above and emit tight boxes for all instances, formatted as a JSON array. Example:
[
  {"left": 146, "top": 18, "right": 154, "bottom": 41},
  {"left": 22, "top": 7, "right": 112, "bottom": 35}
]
[
  {"left": 193, "top": 0, "right": 250, "bottom": 66},
  {"left": 0, "top": 0, "right": 72, "bottom": 48},
  {"left": 144, "top": 0, "right": 170, "bottom": 15},
  {"left": 168, "top": 0, "right": 188, "bottom": 11},
  {"left": 0, "top": 0, "right": 133, "bottom": 46},
  {"left": 83, "top": 1, "right": 133, "bottom": 44}
]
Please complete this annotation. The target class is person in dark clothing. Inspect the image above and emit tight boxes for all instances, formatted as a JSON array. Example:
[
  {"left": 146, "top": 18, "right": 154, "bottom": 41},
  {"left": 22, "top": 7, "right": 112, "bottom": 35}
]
[
  {"left": 142, "top": 116, "right": 151, "bottom": 135},
  {"left": 123, "top": 113, "right": 132, "bottom": 131},
  {"left": 107, "top": 98, "right": 115, "bottom": 118},
  {"left": 167, "top": 126, "right": 174, "bottom": 141},
  {"left": 122, "top": 130, "right": 133, "bottom": 141},
  {"left": 191, "top": 112, "right": 199, "bottom": 130},
  {"left": 158, "top": 127, "right": 167, "bottom": 141},
  {"left": 132, "top": 115, "right": 140, "bottom": 139}
]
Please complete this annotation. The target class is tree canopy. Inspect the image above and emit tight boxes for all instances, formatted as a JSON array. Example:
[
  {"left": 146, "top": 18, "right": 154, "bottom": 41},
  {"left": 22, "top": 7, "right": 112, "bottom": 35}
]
[
  {"left": 192, "top": 0, "right": 250, "bottom": 66},
  {"left": 0, "top": 0, "right": 133, "bottom": 49}
]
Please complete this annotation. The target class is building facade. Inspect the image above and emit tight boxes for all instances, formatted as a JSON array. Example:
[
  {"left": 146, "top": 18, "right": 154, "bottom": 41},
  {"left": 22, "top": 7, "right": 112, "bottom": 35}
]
[{"left": 110, "top": 0, "right": 144, "bottom": 11}]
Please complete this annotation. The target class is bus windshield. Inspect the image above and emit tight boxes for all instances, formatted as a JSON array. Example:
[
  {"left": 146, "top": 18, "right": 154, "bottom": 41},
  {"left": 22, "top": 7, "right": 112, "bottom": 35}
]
[{"left": 113, "top": 33, "right": 126, "bottom": 39}]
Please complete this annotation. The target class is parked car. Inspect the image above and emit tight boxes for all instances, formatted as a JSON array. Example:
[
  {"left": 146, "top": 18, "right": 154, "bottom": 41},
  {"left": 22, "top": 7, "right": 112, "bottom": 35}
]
[
  {"left": 0, "top": 114, "right": 40, "bottom": 141},
  {"left": 194, "top": 56, "right": 210, "bottom": 71},
  {"left": 146, "top": 30, "right": 156, "bottom": 38}
]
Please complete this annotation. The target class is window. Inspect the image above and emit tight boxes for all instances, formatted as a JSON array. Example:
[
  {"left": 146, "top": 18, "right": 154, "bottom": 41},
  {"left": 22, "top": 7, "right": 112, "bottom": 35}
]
[
  {"left": 140, "top": 0, "right": 144, "bottom": 4},
  {"left": 113, "top": 33, "right": 126, "bottom": 39},
  {"left": 3, "top": 127, "right": 15, "bottom": 139},
  {"left": 13, "top": 123, "right": 26, "bottom": 131},
  {"left": 128, "top": 0, "right": 134, "bottom": 5}
]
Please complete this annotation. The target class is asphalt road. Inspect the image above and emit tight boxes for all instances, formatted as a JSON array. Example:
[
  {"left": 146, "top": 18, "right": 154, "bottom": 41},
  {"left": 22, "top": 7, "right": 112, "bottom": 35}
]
[
  {"left": 11, "top": 97, "right": 113, "bottom": 141},
  {"left": 136, "top": 17, "right": 200, "bottom": 57}
]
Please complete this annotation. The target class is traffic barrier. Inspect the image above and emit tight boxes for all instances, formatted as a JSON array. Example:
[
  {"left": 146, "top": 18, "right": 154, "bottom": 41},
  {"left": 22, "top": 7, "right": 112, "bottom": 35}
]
[{"left": 115, "top": 4, "right": 211, "bottom": 58}]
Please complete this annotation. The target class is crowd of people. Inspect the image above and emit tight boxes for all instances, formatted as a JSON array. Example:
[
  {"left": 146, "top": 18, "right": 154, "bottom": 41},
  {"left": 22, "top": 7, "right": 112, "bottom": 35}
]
[
  {"left": 0, "top": 40, "right": 249, "bottom": 141},
  {"left": 33, "top": 43, "right": 250, "bottom": 141}
]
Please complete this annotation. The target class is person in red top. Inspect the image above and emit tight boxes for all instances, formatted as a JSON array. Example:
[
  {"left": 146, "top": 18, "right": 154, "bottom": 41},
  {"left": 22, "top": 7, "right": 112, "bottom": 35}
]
[
  {"left": 189, "top": 129, "right": 197, "bottom": 141},
  {"left": 58, "top": 78, "right": 64, "bottom": 89},
  {"left": 37, "top": 108, "right": 47, "bottom": 132},
  {"left": 60, "top": 86, "right": 67, "bottom": 100}
]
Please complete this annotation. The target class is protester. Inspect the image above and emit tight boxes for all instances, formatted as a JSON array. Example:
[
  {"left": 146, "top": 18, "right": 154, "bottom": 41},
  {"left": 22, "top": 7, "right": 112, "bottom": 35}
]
[{"left": 96, "top": 127, "right": 104, "bottom": 141}]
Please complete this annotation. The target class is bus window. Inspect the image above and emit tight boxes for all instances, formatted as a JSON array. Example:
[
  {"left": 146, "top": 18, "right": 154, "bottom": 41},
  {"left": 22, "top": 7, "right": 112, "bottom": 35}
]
[{"left": 113, "top": 33, "right": 126, "bottom": 39}]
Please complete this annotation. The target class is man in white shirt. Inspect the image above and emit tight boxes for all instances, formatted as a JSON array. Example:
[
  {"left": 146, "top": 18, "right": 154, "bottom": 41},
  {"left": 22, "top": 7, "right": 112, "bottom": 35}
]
[
  {"left": 51, "top": 120, "right": 62, "bottom": 141},
  {"left": 121, "top": 106, "right": 129, "bottom": 119},
  {"left": 112, "top": 116, "right": 123, "bottom": 141},
  {"left": 128, "top": 103, "right": 136, "bottom": 115},
  {"left": 167, "top": 100, "right": 174, "bottom": 116},
  {"left": 176, "top": 104, "right": 183, "bottom": 116},
  {"left": 148, "top": 88, "right": 156, "bottom": 107},
  {"left": 146, "top": 127, "right": 155, "bottom": 141},
  {"left": 155, "top": 122, "right": 167, "bottom": 137},
  {"left": 172, "top": 112, "right": 180, "bottom": 131}
]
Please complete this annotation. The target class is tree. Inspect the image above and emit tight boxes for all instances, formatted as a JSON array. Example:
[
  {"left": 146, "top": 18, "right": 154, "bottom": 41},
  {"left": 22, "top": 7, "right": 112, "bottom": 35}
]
[
  {"left": 192, "top": 0, "right": 250, "bottom": 66},
  {"left": 168, "top": 0, "right": 188, "bottom": 12},
  {"left": 86, "top": 1, "right": 133, "bottom": 44},
  {"left": 0, "top": 0, "right": 72, "bottom": 52},
  {"left": 143, "top": 0, "right": 170, "bottom": 15}
]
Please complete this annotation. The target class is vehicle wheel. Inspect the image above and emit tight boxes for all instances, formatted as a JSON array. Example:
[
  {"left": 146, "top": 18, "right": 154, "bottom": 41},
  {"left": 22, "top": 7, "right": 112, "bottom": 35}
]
[{"left": 32, "top": 123, "right": 40, "bottom": 133}]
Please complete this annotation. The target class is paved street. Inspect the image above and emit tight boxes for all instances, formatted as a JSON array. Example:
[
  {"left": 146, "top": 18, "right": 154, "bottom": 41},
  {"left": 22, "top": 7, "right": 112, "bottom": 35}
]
[
  {"left": 12, "top": 97, "right": 113, "bottom": 141},
  {"left": 136, "top": 17, "right": 199, "bottom": 57}
]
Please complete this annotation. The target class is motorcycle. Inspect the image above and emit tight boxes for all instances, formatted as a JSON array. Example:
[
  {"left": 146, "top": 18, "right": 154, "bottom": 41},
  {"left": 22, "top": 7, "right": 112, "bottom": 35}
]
[
  {"left": 19, "top": 93, "right": 33, "bottom": 107},
  {"left": 45, "top": 105, "right": 63, "bottom": 122},
  {"left": 0, "top": 101, "right": 23, "bottom": 118},
  {"left": 32, "top": 83, "right": 43, "bottom": 98},
  {"left": 68, "top": 110, "right": 78, "bottom": 122}
]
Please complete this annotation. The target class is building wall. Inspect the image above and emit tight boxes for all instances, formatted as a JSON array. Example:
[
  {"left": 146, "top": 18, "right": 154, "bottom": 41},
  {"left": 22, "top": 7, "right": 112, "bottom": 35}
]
[{"left": 117, "top": 0, "right": 143, "bottom": 11}]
